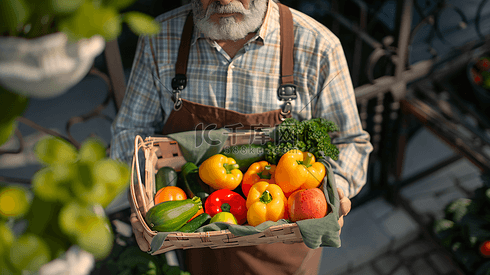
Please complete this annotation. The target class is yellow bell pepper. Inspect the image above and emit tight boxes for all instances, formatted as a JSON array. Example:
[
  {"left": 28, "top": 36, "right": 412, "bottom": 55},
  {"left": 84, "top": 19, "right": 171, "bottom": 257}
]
[
  {"left": 274, "top": 150, "right": 326, "bottom": 197},
  {"left": 242, "top": 161, "right": 276, "bottom": 198},
  {"left": 199, "top": 154, "right": 243, "bottom": 190},
  {"left": 246, "top": 181, "right": 287, "bottom": 226}
]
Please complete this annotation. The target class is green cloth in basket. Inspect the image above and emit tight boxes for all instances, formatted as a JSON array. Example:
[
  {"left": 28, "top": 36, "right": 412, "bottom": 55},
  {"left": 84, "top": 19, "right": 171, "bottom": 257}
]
[{"left": 149, "top": 129, "right": 341, "bottom": 253}]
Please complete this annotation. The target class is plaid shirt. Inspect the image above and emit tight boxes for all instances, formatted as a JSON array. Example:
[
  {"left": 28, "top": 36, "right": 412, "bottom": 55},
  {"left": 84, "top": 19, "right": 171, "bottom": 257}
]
[{"left": 111, "top": 0, "right": 372, "bottom": 198}]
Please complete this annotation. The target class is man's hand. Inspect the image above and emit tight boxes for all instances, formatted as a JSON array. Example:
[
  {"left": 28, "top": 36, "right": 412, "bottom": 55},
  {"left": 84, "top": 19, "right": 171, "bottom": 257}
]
[
  {"left": 129, "top": 189, "right": 151, "bottom": 252},
  {"left": 337, "top": 188, "right": 351, "bottom": 234}
]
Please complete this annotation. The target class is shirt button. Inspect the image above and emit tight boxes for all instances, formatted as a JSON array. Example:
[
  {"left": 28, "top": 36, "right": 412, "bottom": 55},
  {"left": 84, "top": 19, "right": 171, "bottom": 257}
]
[{"left": 229, "top": 64, "right": 235, "bottom": 69}]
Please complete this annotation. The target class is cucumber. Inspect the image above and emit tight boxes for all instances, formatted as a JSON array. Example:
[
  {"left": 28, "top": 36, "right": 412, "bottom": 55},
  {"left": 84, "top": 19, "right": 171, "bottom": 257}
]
[
  {"left": 177, "top": 213, "right": 211, "bottom": 233},
  {"left": 180, "top": 162, "right": 209, "bottom": 203},
  {"left": 155, "top": 167, "right": 179, "bottom": 192},
  {"left": 145, "top": 197, "right": 202, "bottom": 232},
  {"left": 221, "top": 144, "right": 266, "bottom": 172}
]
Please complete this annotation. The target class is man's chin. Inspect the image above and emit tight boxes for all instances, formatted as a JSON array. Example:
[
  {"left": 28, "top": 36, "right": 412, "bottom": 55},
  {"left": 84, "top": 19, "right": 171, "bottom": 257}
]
[{"left": 199, "top": 20, "right": 252, "bottom": 41}]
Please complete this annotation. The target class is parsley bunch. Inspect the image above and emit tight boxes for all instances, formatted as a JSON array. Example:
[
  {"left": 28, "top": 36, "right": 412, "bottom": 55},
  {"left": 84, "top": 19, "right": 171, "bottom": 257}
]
[{"left": 265, "top": 117, "right": 340, "bottom": 165}]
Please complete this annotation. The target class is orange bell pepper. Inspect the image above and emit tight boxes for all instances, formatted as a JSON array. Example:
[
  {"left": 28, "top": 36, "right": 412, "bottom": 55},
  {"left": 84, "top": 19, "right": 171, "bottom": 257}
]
[
  {"left": 274, "top": 150, "right": 326, "bottom": 197},
  {"left": 199, "top": 154, "right": 243, "bottom": 190},
  {"left": 246, "top": 181, "right": 287, "bottom": 226},
  {"left": 242, "top": 161, "right": 276, "bottom": 197}
]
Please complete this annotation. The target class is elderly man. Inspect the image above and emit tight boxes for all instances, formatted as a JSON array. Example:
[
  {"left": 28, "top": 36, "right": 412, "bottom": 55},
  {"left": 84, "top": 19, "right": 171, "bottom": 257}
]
[{"left": 110, "top": 0, "right": 372, "bottom": 274}]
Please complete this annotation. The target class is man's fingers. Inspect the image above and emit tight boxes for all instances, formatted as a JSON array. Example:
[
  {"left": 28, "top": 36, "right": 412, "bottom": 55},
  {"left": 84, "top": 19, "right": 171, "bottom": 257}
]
[
  {"left": 130, "top": 212, "right": 144, "bottom": 233},
  {"left": 134, "top": 229, "right": 150, "bottom": 252},
  {"left": 128, "top": 178, "right": 151, "bottom": 252},
  {"left": 130, "top": 211, "right": 150, "bottom": 251},
  {"left": 337, "top": 188, "right": 351, "bottom": 217},
  {"left": 338, "top": 215, "right": 344, "bottom": 235},
  {"left": 340, "top": 197, "right": 351, "bottom": 216},
  {"left": 143, "top": 231, "right": 154, "bottom": 248},
  {"left": 337, "top": 188, "right": 345, "bottom": 199}
]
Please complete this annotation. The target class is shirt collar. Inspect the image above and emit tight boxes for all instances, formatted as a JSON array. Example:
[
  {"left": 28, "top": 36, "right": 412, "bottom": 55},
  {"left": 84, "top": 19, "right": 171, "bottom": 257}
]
[{"left": 191, "top": 0, "right": 278, "bottom": 46}]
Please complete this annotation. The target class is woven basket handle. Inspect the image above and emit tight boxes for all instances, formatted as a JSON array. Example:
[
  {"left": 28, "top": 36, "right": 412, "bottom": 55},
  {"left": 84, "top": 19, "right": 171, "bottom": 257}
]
[{"left": 131, "top": 135, "right": 149, "bottom": 215}]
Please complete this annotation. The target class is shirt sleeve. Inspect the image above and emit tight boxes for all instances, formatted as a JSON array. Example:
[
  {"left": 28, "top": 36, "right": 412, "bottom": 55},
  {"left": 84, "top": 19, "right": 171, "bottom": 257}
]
[
  {"left": 313, "top": 42, "right": 373, "bottom": 199},
  {"left": 110, "top": 36, "right": 165, "bottom": 165}
]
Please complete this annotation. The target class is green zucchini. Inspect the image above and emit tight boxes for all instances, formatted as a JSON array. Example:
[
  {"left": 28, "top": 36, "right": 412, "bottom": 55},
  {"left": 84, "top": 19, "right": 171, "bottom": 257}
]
[
  {"left": 180, "top": 162, "right": 209, "bottom": 203},
  {"left": 221, "top": 144, "right": 266, "bottom": 172},
  {"left": 145, "top": 197, "right": 202, "bottom": 232},
  {"left": 155, "top": 167, "right": 178, "bottom": 192},
  {"left": 177, "top": 213, "right": 211, "bottom": 233}
]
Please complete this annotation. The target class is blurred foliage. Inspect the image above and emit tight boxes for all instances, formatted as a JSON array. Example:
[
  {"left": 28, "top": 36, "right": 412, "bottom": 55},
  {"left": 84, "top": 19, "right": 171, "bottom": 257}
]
[
  {"left": 0, "top": 0, "right": 160, "bottom": 41},
  {"left": 433, "top": 173, "right": 490, "bottom": 274},
  {"left": 0, "top": 137, "right": 131, "bottom": 274},
  {"left": 0, "top": 88, "right": 29, "bottom": 147}
]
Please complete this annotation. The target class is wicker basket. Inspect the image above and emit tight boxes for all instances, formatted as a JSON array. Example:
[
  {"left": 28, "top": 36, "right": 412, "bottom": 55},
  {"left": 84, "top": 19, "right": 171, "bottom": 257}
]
[{"left": 130, "top": 132, "right": 305, "bottom": 255}]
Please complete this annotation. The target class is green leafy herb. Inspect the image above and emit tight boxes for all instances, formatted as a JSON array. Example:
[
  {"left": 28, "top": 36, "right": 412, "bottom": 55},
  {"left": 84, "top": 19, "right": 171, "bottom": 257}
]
[{"left": 265, "top": 117, "right": 339, "bottom": 164}]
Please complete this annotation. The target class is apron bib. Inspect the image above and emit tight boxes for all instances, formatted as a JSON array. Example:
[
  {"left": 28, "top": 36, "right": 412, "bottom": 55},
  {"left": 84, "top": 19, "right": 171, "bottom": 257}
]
[{"left": 157, "top": 4, "right": 321, "bottom": 274}]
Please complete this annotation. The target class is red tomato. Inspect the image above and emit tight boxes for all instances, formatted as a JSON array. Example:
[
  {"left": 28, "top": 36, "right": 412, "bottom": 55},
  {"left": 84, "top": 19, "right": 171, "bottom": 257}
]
[
  {"left": 204, "top": 189, "right": 247, "bottom": 225},
  {"left": 480, "top": 240, "right": 490, "bottom": 257}
]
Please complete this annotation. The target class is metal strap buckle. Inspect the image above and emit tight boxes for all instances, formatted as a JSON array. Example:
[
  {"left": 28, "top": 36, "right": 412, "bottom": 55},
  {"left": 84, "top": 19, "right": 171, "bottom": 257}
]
[
  {"left": 277, "top": 84, "right": 297, "bottom": 101},
  {"left": 172, "top": 91, "right": 183, "bottom": 111},
  {"left": 278, "top": 84, "right": 296, "bottom": 120},
  {"left": 172, "top": 74, "right": 187, "bottom": 91},
  {"left": 171, "top": 74, "right": 186, "bottom": 111},
  {"left": 280, "top": 101, "right": 292, "bottom": 121}
]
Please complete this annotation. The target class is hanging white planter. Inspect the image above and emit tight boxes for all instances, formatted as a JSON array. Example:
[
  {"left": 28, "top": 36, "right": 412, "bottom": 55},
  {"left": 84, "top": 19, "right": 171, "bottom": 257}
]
[{"left": 0, "top": 32, "right": 105, "bottom": 98}]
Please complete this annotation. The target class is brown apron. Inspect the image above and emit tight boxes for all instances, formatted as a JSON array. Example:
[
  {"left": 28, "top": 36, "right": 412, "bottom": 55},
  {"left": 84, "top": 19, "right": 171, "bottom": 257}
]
[{"left": 159, "top": 4, "right": 322, "bottom": 275}]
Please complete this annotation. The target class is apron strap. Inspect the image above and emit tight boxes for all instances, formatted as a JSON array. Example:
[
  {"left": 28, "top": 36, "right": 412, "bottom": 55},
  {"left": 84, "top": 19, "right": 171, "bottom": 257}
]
[
  {"left": 174, "top": 12, "right": 194, "bottom": 89},
  {"left": 277, "top": 3, "right": 297, "bottom": 117},
  {"left": 278, "top": 3, "right": 294, "bottom": 85},
  {"left": 170, "top": 12, "right": 194, "bottom": 110}
]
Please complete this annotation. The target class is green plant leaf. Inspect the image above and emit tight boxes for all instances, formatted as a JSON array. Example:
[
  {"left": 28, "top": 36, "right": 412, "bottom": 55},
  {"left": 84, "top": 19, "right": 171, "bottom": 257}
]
[
  {"left": 0, "top": 186, "right": 30, "bottom": 218},
  {"left": 49, "top": 0, "right": 84, "bottom": 14},
  {"left": 0, "top": 120, "right": 16, "bottom": 147},
  {"left": 34, "top": 136, "right": 78, "bottom": 165},
  {"left": 0, "top": 0, "right": 31, "bottom": 33},
  {"left": 93, "top": 159, "right": 122, "bottom": 184},
  {"left": 73, "top": 163, "right": 112, "bottom": 207},
  {"left": 445, "top": 198, "right": 472, "bottom": 222},
  {"left": 123, "top": 12, "right": 160, "bottom": 36},
  {"left": 79, "top": 138, "right": 107, "bottom": 163},
  {"left": 32, "top": 167, "right": 73, "bottom": 202},
  {"left": 0, "top": 87, "right": 29, "bottom": 146},
  {"left": 104, "top": 0, "right": 138, "bottom": 11},
  {"left": 0, "top": 87, "right": 29, "bottom": 125},
  {"left": 433, "top": 219, "right": 456, "bottom": 248},
  {"left": 0, "top": 222, "right": 14, "bottom": 259},
  {"left": 76, "top": 215, "right": 113, "bottom": 259},
  {"left": 59, "top": 1, "right": 122, "bottom": 41},
  {"left": 59, "top": 201, "right": 114, "bottom": 259},
  {"left": 0, "top": 256, "right": 17, "bottom": 275},
  {"left": 22, "top": 196, "right": 61, "bottom": 237},
  {"left": 9, "top": 233, "right": 51, "bottom": 273}
]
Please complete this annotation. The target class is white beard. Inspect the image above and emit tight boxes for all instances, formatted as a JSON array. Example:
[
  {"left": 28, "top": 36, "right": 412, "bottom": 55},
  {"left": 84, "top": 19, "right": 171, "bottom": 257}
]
[{"left": 191, "top": 0, "right": 268, "bottom": 41}]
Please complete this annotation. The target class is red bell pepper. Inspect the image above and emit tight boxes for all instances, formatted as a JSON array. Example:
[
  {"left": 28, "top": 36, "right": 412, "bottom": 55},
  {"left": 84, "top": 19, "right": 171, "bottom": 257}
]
[{"left": 204, "top": 189, "right": 247, "bottom": 225}]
